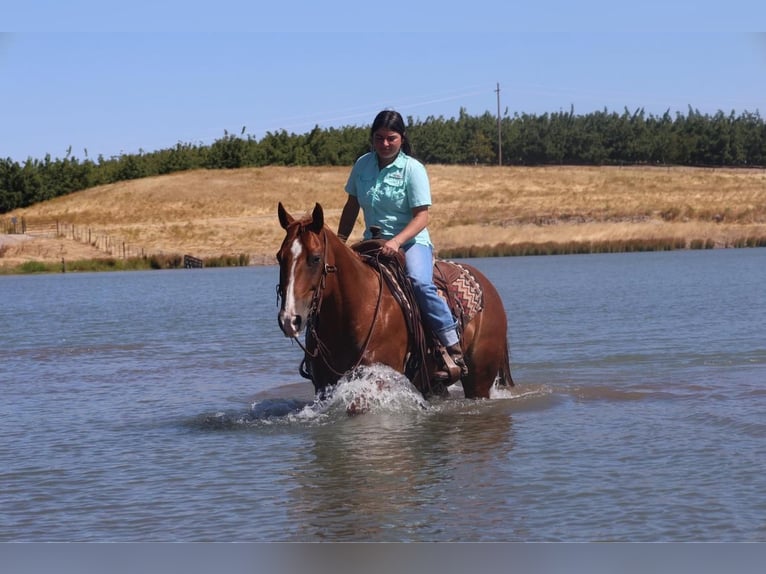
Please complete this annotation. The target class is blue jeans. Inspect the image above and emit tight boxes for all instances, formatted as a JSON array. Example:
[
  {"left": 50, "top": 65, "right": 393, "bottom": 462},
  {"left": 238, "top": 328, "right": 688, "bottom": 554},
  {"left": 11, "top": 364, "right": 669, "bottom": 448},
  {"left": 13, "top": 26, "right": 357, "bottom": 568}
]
[{"left": 403, "top": 243, "right": 459, "bottom": 347}]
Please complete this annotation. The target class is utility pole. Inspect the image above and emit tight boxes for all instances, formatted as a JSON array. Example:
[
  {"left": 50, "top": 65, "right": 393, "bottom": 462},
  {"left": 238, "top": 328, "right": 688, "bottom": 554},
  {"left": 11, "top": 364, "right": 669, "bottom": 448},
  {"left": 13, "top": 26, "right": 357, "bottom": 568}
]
[{"left": 495, "top": 82, "right": 502, "bottom": 166}]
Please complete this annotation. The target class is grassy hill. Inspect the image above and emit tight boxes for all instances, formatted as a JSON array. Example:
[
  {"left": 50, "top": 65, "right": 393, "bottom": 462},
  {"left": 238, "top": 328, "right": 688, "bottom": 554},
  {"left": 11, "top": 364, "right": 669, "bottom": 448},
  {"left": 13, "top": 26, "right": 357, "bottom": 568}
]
[{"left": 2, "top": 165, "right": 766, "bottom": 270}]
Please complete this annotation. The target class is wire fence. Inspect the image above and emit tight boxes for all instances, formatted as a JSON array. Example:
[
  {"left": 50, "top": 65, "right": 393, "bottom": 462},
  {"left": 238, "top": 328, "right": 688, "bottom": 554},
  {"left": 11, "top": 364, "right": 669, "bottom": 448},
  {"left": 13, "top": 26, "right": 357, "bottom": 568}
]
[{"left": 1, "top": 217, "right": 147, "bottom": 259}]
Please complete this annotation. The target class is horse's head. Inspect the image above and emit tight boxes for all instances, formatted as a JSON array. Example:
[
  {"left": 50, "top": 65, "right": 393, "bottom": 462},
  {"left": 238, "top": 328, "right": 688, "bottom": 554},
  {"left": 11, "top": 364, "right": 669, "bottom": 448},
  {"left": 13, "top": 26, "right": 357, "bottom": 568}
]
[{"left": 276, "top": 202, "right": 328, "bottom": 338}]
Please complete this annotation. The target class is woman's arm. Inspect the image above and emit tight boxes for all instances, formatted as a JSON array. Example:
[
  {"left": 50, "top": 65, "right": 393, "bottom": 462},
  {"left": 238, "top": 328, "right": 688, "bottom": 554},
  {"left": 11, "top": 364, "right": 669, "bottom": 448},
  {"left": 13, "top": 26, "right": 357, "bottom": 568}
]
[
  {"left": 383, "top": 205, "right": 429, "bottom": 255},
  {"left": 337, "top": 195, "right": 360, "bottom": 243}
]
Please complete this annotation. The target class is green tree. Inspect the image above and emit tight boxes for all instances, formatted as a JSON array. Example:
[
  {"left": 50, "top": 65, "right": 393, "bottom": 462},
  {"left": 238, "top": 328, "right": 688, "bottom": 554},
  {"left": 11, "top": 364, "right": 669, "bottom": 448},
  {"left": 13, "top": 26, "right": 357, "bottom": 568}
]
[{"left": 207, "top": 131, "right": 249, "bottom": 169}]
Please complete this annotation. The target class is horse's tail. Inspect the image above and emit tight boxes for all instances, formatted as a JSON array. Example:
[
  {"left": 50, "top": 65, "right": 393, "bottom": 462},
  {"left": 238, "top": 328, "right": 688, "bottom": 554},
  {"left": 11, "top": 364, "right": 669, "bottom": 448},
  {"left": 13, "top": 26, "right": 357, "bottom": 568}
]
[{"left": 498, "top": 341, "right": 515, "bottom": 387}]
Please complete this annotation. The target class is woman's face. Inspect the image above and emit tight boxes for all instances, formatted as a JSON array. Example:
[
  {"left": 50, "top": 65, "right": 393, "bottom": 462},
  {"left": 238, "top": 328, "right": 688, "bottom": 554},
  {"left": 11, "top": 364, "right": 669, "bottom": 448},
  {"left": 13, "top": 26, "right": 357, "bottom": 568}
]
[{"left": 372, "top": 128, "right": 402, "bottom": 165}]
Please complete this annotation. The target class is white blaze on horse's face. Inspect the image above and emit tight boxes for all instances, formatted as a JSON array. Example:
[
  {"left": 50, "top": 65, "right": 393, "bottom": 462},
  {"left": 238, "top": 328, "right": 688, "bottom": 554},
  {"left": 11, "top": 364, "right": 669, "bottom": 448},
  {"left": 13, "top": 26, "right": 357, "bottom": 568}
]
[{"left": 278, "top": 237, "right": 309, "bottom": 338}]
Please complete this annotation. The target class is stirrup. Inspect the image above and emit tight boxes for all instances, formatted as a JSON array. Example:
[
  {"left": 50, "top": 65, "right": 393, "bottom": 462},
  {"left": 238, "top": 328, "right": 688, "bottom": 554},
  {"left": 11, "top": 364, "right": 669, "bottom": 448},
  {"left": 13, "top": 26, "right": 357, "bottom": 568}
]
[{"left": 432, "top": 345, "right": 466, "bottom": 384}]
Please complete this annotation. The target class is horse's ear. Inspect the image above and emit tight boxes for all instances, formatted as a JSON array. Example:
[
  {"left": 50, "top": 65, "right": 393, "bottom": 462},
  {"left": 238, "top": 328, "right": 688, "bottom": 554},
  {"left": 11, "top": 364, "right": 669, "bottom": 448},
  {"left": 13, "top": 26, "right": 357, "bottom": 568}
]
[
  {"left": 278, "top": 202, "right": 294, "bottom": 230},
  {"left": 309, "top": 203, "right": 324, "bottom": 233}
]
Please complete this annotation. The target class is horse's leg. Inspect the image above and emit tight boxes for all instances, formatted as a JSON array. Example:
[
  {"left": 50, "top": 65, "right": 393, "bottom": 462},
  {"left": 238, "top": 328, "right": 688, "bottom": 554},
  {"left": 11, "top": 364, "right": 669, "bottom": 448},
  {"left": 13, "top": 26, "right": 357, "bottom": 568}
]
[
  {"left": 461, "top": 318, "right": 495, "bottom": 398},
  {"left": 464, "top": 332, "right": 511, "bottom": 397},
  {"left": 461, "top": 295, "right": 513, "bottom": 399},
  {"left": 459, "top": 321, "right": 484, "bottom": 399}
]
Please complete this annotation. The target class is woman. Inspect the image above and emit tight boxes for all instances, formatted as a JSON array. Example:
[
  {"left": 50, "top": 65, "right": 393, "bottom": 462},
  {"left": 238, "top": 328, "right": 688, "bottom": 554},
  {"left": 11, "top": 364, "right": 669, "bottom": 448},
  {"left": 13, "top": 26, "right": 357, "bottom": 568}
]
[{"left": 336, "top": 109, "right": 467, "bottom": 382}]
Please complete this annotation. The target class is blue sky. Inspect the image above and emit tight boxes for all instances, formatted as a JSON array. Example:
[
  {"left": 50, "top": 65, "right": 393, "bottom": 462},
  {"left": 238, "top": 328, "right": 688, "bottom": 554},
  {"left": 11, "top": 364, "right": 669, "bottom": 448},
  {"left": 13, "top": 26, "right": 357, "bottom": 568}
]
[{"left": 2, "top": 2, "right": 766, "bottom": 163}]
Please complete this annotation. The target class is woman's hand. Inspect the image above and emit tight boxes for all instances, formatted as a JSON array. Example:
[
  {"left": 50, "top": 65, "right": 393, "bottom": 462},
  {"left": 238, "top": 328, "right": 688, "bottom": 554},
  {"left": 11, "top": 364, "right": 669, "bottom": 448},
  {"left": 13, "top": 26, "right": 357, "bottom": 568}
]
[{"left": 382, "top": 237, "right": 401, "bottom": 256}]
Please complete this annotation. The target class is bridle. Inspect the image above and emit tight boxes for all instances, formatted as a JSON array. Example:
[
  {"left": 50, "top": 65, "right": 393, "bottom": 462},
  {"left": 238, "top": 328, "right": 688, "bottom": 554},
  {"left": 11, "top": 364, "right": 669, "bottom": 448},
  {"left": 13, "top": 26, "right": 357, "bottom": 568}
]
[{"left": 276, "top": 225, "right": 385, "bottom": 380}]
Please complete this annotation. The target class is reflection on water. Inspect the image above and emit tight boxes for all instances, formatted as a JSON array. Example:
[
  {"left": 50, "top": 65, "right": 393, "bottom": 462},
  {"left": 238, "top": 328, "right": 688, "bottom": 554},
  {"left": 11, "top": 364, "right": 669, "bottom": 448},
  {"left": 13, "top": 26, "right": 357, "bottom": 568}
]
[{"left": 280, "top": 366, "right": 517, "bottom": 541}]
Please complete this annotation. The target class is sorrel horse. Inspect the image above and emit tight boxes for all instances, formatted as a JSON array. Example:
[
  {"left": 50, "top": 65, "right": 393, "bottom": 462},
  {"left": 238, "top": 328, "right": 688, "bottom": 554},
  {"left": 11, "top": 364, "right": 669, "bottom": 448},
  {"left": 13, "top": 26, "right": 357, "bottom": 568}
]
[{"left": 276, "top": 202, "right": 514, "bottom": 400}]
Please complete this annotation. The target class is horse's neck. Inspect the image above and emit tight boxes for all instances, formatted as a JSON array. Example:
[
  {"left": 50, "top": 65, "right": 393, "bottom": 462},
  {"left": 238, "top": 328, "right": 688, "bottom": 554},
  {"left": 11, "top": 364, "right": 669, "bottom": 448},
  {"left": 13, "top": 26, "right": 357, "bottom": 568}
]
[
  {"left": 313, "top": 238, "right": 379, "bottom": 329},
  {"left": 329, "top": 239, "right": 378, "bottom": 293}
]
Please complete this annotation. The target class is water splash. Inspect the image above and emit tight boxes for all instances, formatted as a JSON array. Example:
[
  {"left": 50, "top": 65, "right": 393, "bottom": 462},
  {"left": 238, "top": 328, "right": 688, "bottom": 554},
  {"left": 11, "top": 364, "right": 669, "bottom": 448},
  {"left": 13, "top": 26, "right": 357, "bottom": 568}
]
[
  {"left": 289, "top": 364, "right": 428, "bottom": 419},
  {"left": 196, "top": 366, "right": 425, "bottom": 429}
]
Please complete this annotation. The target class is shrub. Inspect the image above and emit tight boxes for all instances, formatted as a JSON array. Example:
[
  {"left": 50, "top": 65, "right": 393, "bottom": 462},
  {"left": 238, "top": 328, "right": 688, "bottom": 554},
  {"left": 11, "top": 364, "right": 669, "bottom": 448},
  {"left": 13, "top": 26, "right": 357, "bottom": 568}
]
[{"left": 19, "top": 261, "right": 52, "bottom": 273}]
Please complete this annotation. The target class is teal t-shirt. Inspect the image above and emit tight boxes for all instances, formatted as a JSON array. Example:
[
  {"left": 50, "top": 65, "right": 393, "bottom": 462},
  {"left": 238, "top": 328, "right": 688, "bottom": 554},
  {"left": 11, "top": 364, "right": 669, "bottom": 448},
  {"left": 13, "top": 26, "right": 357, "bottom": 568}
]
[{"left": 344, "top": 151, "right": 432, "bottom": 246}]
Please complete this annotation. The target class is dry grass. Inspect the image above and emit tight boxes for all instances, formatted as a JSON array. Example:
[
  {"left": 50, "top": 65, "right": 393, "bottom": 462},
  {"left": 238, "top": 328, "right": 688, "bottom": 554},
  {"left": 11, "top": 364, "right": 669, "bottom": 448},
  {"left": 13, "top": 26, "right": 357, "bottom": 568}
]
[{"left": 3, "top": 165, "right": 766, "bottom": 267}]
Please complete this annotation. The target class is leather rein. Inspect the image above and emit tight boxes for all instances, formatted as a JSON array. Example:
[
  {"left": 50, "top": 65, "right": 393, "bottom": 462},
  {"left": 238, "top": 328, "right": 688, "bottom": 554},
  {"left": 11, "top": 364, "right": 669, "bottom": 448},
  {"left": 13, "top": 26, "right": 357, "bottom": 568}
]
[{"left": 277, "top": 226, "right": 385, "bottom": 380}]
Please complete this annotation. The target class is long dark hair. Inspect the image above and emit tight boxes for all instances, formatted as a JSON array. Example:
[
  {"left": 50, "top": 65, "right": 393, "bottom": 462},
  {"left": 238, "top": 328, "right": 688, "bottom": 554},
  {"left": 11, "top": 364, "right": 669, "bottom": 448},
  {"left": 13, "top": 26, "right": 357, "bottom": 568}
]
[{"left": 371, "top": 110, "right": 413, "bottom": 156}]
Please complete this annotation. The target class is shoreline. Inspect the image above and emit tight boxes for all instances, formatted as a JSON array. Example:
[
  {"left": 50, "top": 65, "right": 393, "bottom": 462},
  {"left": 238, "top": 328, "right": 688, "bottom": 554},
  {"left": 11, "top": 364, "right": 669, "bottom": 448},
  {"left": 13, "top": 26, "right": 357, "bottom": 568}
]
[
  {"left": 3, "top": 164, "right": 765, "bottom": 273},
  {"left": 2, "top": 234, "right": 764, "bottom": 275}
]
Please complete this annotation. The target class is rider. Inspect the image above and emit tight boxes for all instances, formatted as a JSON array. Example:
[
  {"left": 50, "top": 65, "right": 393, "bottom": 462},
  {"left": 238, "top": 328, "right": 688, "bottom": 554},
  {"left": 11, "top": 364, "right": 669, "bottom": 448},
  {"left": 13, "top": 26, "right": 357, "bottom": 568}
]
[{"left": 336, "top": 109, "right": 467, "bottom": 382}]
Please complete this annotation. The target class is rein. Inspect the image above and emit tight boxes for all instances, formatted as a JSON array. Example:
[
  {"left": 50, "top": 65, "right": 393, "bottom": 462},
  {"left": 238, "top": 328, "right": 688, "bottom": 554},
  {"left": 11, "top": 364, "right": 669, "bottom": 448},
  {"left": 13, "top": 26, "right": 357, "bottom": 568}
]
[{"left": 278, "top": 227, "right": 385, "bottom": 381}]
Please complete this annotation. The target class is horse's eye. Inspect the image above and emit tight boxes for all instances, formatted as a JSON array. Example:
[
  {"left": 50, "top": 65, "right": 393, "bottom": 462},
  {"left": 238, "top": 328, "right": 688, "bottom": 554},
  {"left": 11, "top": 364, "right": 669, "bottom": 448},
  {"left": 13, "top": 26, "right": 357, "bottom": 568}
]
[{"left": 309, "top": 254, "right": 322, "bottom": 266}]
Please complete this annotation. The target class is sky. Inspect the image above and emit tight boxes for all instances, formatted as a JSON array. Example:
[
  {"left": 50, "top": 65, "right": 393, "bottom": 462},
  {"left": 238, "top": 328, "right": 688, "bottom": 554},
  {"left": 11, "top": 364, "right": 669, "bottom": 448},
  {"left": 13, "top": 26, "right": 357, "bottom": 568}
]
[{"left": 2, "top": 2, "right": 766, "bottom": 163}]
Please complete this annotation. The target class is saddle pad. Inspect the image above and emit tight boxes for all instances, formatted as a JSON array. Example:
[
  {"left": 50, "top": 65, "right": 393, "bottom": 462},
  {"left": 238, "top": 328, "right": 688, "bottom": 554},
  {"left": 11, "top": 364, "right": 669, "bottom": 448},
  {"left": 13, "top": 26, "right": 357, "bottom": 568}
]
[
  {"left": 434, "top": 260, "right": 484, "bottom": 328},
  {"left": 354, "top": 244, "right": 484, "bottom": 333}
]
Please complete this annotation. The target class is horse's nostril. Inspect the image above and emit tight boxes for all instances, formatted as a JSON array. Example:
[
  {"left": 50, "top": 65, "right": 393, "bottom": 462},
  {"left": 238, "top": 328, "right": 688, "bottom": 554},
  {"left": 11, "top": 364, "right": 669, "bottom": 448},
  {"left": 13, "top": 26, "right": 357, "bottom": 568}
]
[{"left": 292, "top": 316, "right": 302, "bottom": 330}]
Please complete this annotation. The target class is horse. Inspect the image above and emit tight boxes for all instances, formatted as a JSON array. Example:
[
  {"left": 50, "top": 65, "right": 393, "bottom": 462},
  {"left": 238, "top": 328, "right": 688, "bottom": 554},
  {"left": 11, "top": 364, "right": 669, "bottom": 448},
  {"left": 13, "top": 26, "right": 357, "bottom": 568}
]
[{"left": 276, "top": 202, "right": 514, "bottom": 400}]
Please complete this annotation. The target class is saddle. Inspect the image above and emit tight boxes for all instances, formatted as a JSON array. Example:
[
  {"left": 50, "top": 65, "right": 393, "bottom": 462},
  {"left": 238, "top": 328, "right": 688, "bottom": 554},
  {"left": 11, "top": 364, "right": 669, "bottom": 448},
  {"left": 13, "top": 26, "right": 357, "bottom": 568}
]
[{"left": 352, "top": 238, "right": 485, "bottom": 395}]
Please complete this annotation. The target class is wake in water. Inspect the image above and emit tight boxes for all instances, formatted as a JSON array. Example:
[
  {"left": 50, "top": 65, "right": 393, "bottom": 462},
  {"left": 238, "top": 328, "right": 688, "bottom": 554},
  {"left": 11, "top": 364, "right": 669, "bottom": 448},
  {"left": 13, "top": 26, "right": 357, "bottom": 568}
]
[
  {"left": 198, "top": 364, "right": 546, "bottom": 429},
  {"left": 196, "top": 365, "right": 423, "bottom": 429}
]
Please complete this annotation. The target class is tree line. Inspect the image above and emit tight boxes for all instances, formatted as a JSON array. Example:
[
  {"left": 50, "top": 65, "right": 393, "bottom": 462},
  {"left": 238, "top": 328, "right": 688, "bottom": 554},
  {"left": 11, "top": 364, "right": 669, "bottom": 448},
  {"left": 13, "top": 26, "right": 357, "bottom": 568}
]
[{"left": 2, "top": 106, "right": 765, "bottom": 214}]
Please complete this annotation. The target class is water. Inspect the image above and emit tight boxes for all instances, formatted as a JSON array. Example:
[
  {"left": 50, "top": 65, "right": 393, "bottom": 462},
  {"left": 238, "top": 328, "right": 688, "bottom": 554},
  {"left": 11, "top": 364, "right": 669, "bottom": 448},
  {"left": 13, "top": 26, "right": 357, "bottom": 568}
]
[{"left": 1, "top": 249, "right": 765, "bottom": 541}]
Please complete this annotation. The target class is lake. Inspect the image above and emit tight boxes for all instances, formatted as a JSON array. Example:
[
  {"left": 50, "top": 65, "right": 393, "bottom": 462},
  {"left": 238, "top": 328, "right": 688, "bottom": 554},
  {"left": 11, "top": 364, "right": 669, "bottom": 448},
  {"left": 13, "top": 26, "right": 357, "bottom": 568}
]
[{"left": 1, "top": 249, "right": 764, "bottom": 542}]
